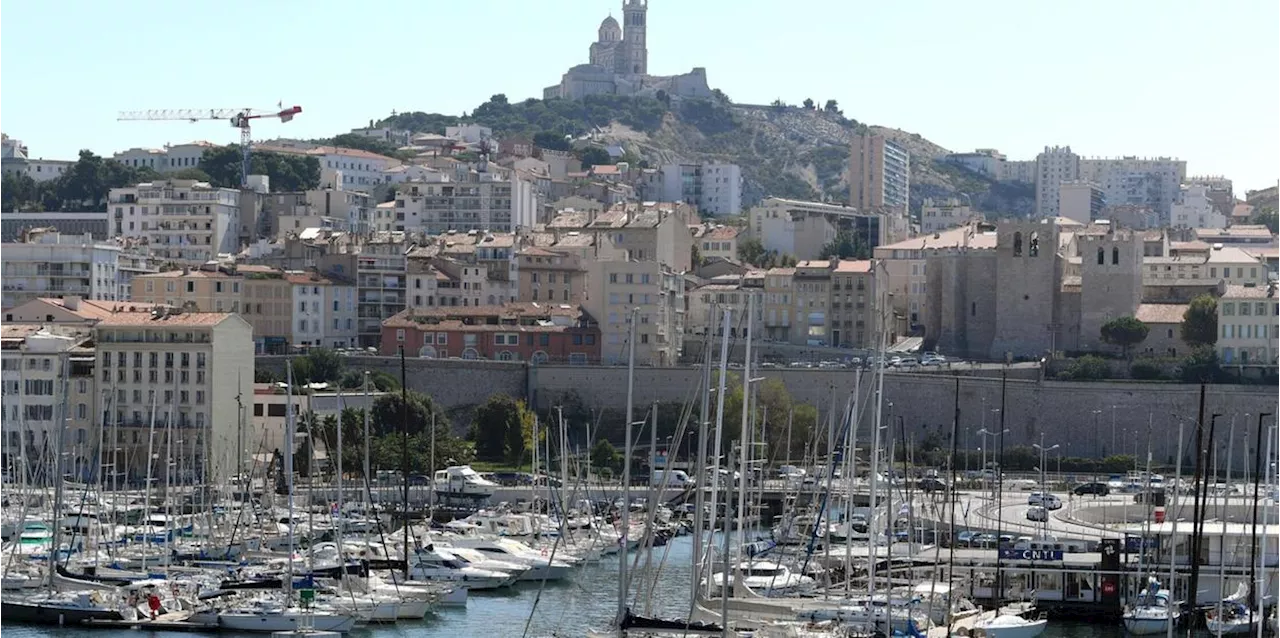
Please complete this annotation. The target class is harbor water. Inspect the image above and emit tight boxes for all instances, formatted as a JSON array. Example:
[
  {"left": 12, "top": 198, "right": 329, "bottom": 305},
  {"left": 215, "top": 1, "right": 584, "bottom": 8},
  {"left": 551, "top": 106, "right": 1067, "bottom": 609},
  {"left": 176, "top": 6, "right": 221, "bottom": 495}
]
[{"left": 2, "top": 535, "right": 1234, "bottom": 637}]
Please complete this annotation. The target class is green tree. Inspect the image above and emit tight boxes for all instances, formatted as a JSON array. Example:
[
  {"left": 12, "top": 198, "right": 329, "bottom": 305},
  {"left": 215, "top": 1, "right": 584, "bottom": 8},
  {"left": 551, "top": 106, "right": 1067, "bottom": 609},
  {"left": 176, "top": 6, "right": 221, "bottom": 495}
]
[
  {"left": 469, "top": 393, "right": 537, "bottom": 465},
  {"left": 1181, "top": 295, "right": 1219, "bottom": 347},
  {"left": 199, "top": 145, "right": 320, "bottom": 191},
  {"left": 1100, "top": 316, "right": 1149, "bottom": 359},
  {"left": 290, "top": 348, "right": 344, "bottom": 385},
  {"left": 823, "top": 99, "right": 840, "bottom": 114},
  {"left": 532, "top": 131, "right": 571, "bottom": 152},
  {"left": 1057, "top": 355, "right": 1110, "bottom": 380},
  {"left": 1178, "top": 345, "right": 1221, "bottom": 383},
  {"left": 576, "top": 146, "right": 612, "bottom": 168},
  {"left": 254, "top": 368, "right": 281, "bottom": 384},
  {"left": 1250, "top": 208, "right": 1278, "bottom": 233},
  {"left": 171, "top": 167, "right": 212, "bottom": 182},
  {"left": 337, "top": 369, "right": 400, "bottom": 392},
  {"left": 590, "top": 439, "right": 623, "bottom": 476},
  {"left": 819, "top": 231, "right": 869, "bottom": 260},
  {"left": 737, "top": 237, "right": 767, "bottom": 266},
  {"left": 802, "top": 98, "right": 815, "bottom": 110},
  {"left": 691, "top": 243, "right": 704, "bottom": 268},
  {"left": 370, "top": 390, "right": 449, "bottom": 437},
  {"left": 328, "top": 133, "right": 400, "bottom": 158}
]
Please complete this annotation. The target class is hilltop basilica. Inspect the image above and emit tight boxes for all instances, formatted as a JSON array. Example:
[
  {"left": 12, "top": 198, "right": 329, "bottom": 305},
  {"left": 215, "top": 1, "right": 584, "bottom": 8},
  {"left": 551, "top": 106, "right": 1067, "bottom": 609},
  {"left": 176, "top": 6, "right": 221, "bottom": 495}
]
[{"left": 543, "top": 0, "right": 713, "bottom": 101}]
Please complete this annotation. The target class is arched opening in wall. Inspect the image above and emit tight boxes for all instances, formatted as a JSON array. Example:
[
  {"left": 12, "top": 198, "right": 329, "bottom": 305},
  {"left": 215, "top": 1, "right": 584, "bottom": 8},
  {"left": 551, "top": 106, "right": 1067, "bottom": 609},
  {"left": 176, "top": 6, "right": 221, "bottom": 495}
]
[
  {"left": 1112, "top": 247, "right": 1119, "bottom": 265},
  {"left": 497, "top": 351, "right": 513, "bottom": 361},
  {"left": 531, "top": 351, "right": 549, "bottom": 364},
  {"left": 418, "top": 345, "right": 437, "bottom": 359},
  {"left": 1097, "top": 247, "right": 1105, "bottom": 265},
  {"left": 1013, "top": 232, "right": 1023, "bottom": 256},
  {"left": 462, "top": 348, "right": 479, "bottom": 360},
  {"left": 1029, "top": 232, "right": 1040, "bottom": 257}
]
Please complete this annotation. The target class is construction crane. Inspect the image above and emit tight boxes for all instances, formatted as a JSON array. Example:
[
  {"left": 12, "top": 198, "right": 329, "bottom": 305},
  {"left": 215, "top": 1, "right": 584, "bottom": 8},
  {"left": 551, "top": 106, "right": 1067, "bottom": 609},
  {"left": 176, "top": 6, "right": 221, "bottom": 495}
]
[{"left": 117, "top": 105, "right": 303, "bottom": 187}]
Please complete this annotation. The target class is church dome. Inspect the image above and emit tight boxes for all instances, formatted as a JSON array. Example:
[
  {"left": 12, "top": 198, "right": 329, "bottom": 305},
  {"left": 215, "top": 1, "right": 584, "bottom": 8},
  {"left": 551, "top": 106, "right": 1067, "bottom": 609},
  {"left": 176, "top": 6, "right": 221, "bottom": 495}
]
[{"left": 598, "top": 15, "right": 621, "bottom": 42}]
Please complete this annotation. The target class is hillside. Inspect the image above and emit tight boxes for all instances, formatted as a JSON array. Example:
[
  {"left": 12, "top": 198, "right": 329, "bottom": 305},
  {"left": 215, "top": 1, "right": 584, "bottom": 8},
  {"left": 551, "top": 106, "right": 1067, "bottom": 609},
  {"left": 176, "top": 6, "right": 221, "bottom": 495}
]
[{"left": 379, "top": 94, "right": 1034, "bottom": 217}]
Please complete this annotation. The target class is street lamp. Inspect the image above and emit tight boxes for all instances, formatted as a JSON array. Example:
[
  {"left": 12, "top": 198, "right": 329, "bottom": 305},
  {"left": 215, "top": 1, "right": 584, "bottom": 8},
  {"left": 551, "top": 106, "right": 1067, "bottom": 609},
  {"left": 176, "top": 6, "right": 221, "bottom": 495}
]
[
  {"left": 1033, "top": 435, "right": 1060, "bottom": 538},
  {"left": 977, "top": 425, "right": 1008, "bottom": 498},
  {"left": 1091, "top": 409, "right": 1103, "bottom": 486}
]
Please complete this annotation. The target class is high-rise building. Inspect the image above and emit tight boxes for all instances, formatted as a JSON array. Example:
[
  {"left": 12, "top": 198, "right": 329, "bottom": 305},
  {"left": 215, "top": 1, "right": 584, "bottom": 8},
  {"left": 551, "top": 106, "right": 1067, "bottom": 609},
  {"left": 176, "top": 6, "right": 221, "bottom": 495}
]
[
  {"left": 1, "top": 325, "right": 97, "bottom": 481},
  {"left": 1, "top": 230, "right": 137, "bottom": 310},
  {"left": 1057, "top": 181, "right": 1106, "bottom": 224},
  {"left": 849, "top": 132, "right": 910, "bottom": 212},
  {"left": 659, "top": 162, "right": 743, "bottom": 217},
  {"left": 393, "top": 167, "right": 537, "bottom": 234},
  {"left": 1035, "top": 146, "right": 1081, "bottom": 218}
]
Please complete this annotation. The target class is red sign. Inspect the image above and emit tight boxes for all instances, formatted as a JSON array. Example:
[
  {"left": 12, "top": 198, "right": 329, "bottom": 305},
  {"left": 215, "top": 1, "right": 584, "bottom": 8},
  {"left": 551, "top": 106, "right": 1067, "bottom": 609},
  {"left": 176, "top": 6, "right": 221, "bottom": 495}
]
[{"left": 1102, "top": 581, "right": 1117, "bottom": 594}]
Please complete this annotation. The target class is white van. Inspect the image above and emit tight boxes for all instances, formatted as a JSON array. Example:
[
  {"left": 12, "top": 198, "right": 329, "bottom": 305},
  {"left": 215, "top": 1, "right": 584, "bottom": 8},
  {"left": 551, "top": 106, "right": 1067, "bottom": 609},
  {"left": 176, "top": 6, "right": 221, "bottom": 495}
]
[{"left": 652, "top": 470, "right": 695, "bottom": 488}]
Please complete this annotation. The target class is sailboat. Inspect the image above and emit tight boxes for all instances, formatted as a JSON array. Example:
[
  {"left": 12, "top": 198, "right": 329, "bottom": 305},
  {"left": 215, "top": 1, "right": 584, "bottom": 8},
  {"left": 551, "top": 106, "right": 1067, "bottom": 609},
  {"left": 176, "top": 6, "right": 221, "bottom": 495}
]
[
  {"left": 1204, "top": 582, "right": 1257, "bottom": 635},
  {"left": 1122, "top": 577, "right": 1180, "bottom": 635}
]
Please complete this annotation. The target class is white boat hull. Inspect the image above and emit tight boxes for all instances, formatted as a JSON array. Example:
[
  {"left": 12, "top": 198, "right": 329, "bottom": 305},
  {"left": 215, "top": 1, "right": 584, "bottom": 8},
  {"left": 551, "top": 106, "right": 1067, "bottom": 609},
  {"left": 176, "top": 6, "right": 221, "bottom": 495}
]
[
  {"left": 1122, "top": 615, "right": 1174, "bottom": 635},
  {"left": 217, "top": 610, "right": 357, "bottom": 633},
  {"left": 974, "top": 616, "right": 1048, "bottom": 638},
  {"left": 1204, "top": 617, "right": 1255, "bottom": 635}
]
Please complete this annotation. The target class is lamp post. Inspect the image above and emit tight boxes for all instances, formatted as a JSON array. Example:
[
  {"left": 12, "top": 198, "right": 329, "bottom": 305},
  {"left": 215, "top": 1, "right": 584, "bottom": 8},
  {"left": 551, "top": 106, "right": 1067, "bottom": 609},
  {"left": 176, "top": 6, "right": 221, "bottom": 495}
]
[
  {"left": 977, "top": 424, "right": 1008, "bottom": 499},
  {"left": 1091, "top": 409, "right": 1103, "bottom": 486},
  {"left": 1033, "top": 436, "right": 1060, "bottom": 537},
  {"left": 1110, "top": 405, "right": 1117, "bottom": 460}
]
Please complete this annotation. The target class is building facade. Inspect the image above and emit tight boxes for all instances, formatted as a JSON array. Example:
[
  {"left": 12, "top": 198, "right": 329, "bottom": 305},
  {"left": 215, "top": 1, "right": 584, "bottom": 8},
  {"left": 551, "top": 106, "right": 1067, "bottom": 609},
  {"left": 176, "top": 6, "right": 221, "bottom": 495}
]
[
  {"left": 92, "top": 311, "right": 253, "bottom": 483},
  {"left": 1171, "top": 184, "right": 1227, "bottom": 229},
  {"left": 849, "top": 132, "right": 910, "bottom": 212},
  {"left": 109, "top": 179, "right": 242, "bottom": 263},
  {"left": 584, "top": 259, "right": 685, "bottom": 366},
  {"left": 393, "top": 168, "right": 538, "bottom": 235},
  {"left": 1, "top": 327, "right": 96, "bottom": 481},
  {"left": 380, "top": 302, "right": 601, "bottom": 364},
  {"left": 659, "top": 163, "right": 743, "bottom": 217},
  {"left": 919, "top": 198, "right": 974, "bottom": 235},
  {"left": 1217, "top": 283, "right": 1279, "bottom": 367},
  {"left": 2, "top": 231, "right": 126, "bottom": 309},
  {"left": 749, "top": 197, "right": 906, "bottom": 261},
  {"left": 1058, "top": 181, "right": 1105, "bottom": 224},
  {"left": 131, "top": 268, "right": 243, "bottom": 313},
  {"left": 1035, "top": 146, "right": 1081, "bottom": 218}
]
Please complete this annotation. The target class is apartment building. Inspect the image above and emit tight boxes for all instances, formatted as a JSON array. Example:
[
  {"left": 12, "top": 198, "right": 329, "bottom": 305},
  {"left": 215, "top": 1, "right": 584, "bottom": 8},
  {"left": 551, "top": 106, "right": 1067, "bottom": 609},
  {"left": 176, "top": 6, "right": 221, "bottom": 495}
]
[
  {"left": 1171, "top": 184, "right": 1227, "bottom": 229},
  {"left": 329, "top": 233, "right": 408, "bottom": 349},
  {"left": 658, "top": 162, "right": 743, "bottom": 217},
  {"left": 110, "top": 179, "right": 241, "bottom": 263},
  {"left": 1058, "top": 181, "right": 1105, "bottom": 224},
  {"left": 517, "top": 247, "right": 587, "bottom": 305},
  {"left": 1081, "top": 156, "right": 1186, "bottom": 220},
  {"left": 1, "top": 212, "right": 110, "bottom": 243},
  {"left": 1, "top": 325, "right": 97, "bottom": 480},
  {"left": 131, "top": 268, "right": 243, "bottom": 312},
  {"left": 256, "top": 142, "right": 402, "bottom": 193},
  {"left": 944, "top": 149, "right": 1006, "bottom": 179},
  {"left": 1035, "top": 146, "right": 1081, "bottom": 218},
  {"left": 114, "top": 141, "right": 216, "bottom": 173},
  {"left": 849, "top": 131, "right": 910, "bottom": 211},
  {"left": 238, "top": 266, "right": 294, "bottom": 354},
  {"left": 548, "top": 202, "right": 696, "bottom": 272},
  {"left": 748, "top": 197, "right": 906, "bottom": 261},
  {"left": 762, "top": 268, "right": 795, "bottom": 342},
  {"left": 686, "top": 271, "right": 764, "bottom": 338},
  {"left": 288, "top": 271, "right": 358, "bottom": 350},
  {"left": 393, "top": 167, "right": 538, "bottom": 234},
  {"left": 919, "top": 198, "right": 974, "bottom": 235},
  {"left": 584, "top": 260, "right": 685, "bottom": 366},
  {"left": 266, "top": 188, "right": 373, "bottom": 236},
  {"left": 380, "top": 302, "right": 600, "bottom": 364},
  {"left": 92, "top": 310, "right": 253, "bottom": 483},
  {"left": 694, "top": 224, "right": 740, "bottom": 262},
  {"left": 2, "top": 230, "right": 127, "bottom": 309},
  {"left": 1217, "top": 283, "right": 1279, "bottom": 366}
]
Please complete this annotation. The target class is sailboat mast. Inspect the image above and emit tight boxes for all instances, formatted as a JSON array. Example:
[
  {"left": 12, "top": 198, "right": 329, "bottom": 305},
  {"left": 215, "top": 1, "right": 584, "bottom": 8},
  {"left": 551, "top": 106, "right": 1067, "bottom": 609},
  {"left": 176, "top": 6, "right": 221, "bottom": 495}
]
[
  {"left": 1164, "top": 415, "right": 1185, "bottom": 638},
  {"left": 400, "top": 347, "right": 410, "bottom": 582},
  {"left": 362, "top": 372, "right": 371, "bottom": 505},
  {"left": 46, "top": 352, "right": 71, "bottom": 588},
  {"left": 691, "top": 304, "right": 714, "bottom": 604},
  {"left": 616, "top": 306, "right": 638, "bottom": 627},
  {"left": 704, "top": 309, "right": 732, "bottom": 593},
  {"left": 1249, "top": 412, "right": 1272, "bottom": 613},
  {"left": 284, "top": 361, "right": 296, "bottom": 597},
  {"left": 734, "top": 293, "right": 754, "bottom": 575},
  {"left": 336, "top": 386, "right": 344, "bottom": 535}
]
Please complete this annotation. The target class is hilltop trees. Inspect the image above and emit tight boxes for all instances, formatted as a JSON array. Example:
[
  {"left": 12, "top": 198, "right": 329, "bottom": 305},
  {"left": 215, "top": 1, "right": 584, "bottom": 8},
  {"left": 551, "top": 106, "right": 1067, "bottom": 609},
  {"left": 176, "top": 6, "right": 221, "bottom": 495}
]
[
  {"left": 199, "top": 146, "right": 320, "bottom": 191},
  {"left": 469, "top": 393, "right": 537, "bottom": 466},
  {"left": 2, "top": 150, "right": 159, "bottom": 212}
]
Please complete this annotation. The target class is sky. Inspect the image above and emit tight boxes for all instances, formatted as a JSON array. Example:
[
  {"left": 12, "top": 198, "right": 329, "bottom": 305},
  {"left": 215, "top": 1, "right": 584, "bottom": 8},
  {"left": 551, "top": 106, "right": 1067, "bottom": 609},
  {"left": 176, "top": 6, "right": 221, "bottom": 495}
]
[{"left": 2, "top": 0, "right": 1277, "bottom": 191}]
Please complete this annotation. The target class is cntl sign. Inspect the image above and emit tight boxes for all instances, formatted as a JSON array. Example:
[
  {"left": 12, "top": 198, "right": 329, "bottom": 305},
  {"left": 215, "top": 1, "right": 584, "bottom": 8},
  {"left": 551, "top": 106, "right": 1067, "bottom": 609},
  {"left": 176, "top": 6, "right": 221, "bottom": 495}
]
[{"left": 998, "top": 548, "right": 1065, "bottom": 561}]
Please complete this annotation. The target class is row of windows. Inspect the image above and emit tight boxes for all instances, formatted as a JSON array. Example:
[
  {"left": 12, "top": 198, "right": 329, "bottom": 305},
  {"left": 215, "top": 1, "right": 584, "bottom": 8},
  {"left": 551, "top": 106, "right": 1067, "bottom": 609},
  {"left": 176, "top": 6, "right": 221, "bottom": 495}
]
[
  {"left": 0, "top": 358, "right": 55, "bottom": 371},
  {"left": 145, "top": 280, "right": 241, "bottom": 294},
  {"left": 608, "top": 272, "right": 652, "bottom": 285},
  {"left": 108, "top": 352, "right": 206, "bottom": 368},
  {"left": 103, "top": 368, "right": 206, "bottom": 385},
  {"left": 1221, "top": 323, "right": 1278, "bottom": 340},
  {"left": 1221, "top": 301, "right": 1278, "bottom": 316}
]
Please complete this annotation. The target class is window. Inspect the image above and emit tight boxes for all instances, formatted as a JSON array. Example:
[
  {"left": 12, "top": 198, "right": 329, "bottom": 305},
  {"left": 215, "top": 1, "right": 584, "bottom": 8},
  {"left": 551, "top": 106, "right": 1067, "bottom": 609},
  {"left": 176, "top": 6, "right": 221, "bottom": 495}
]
[
  {"left": 1111, "top": 247, "right": 1119, "bottom": 265},
  {"left": 186, "top": 281, "right": 194, "bottom": 293},
  {"left": 640, "top": 334, "right": 649, "bottom": 344},
  {"left": 396, "top": 329, "right": 405, "bottom": 342},
  {"left": 1096, "top": 247, "right": 1105, "bottom": 265},
  {"left": 1222, "top": 302, "right": 1235, "bottom": 316},
  {"left": 195, "top": 391, "right": 205, "bottom": 404},
  {"left": 1013, "top": 232, "right": 1023, "bottom": 256}
]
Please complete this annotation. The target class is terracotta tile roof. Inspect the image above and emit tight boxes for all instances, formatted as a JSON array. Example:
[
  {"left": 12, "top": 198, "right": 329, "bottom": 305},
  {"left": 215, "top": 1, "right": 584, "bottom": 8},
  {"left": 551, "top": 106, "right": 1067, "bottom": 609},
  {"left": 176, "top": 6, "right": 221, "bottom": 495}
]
[
  {"left": 29, "top": 298, "right": 168, "bottom": 321},
  {"left": 1222, "top": 284, "right": 1276, "bottom": 300},
  {"left": 283, "top": 271, "right": 341, "bottom": 285},
  {"left": 766, "top": 267, "right": 795, "bottom": 276},
  {"left": 705, "top": 226, "right": 740, "bottom": 240},
  {"left": 96, "top": 311, "right": 235, "bottom": 327},
  {"left": 590, "top": 164, "right": 621, "bottom": 175},
  {"left": 383, "top": 302, "right": 587, "bottom": 329},
  {"left": 1136, "top": 303, "right": 1189, "bottom": 324},
  {"left": 519, "top": 247, "right": 563, "bottom": 257},
  {"left": 834, "top": 259, "right": 872, "bottom": 273}
]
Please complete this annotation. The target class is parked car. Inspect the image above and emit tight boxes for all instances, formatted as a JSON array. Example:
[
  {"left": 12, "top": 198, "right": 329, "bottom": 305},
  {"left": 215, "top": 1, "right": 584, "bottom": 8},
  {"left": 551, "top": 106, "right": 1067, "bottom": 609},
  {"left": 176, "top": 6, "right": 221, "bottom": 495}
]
[
  {"left": 1025, "top": 506, "right": 1048, "bottom": 522},
  {"left": 970, "top": 533, "right": 999, "bottom": 548},
  {"left": 1073, "top": 482, "right": 1111, "bottom": 496}
]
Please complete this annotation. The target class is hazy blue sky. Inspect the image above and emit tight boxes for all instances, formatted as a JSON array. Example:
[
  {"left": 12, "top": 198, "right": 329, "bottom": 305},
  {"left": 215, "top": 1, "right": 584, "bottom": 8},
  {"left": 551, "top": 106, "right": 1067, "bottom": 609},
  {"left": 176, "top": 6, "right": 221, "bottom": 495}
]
[{"left": 3, "top": 0, "right": 1277, "bottom": 190}]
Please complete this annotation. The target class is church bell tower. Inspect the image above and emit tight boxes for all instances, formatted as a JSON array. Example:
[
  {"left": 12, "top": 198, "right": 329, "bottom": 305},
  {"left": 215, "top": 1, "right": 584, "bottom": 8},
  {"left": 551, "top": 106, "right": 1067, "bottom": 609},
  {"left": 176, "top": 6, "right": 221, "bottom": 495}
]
[{"left": 622, "top": 0, "right": 648, "bottom": 76}]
